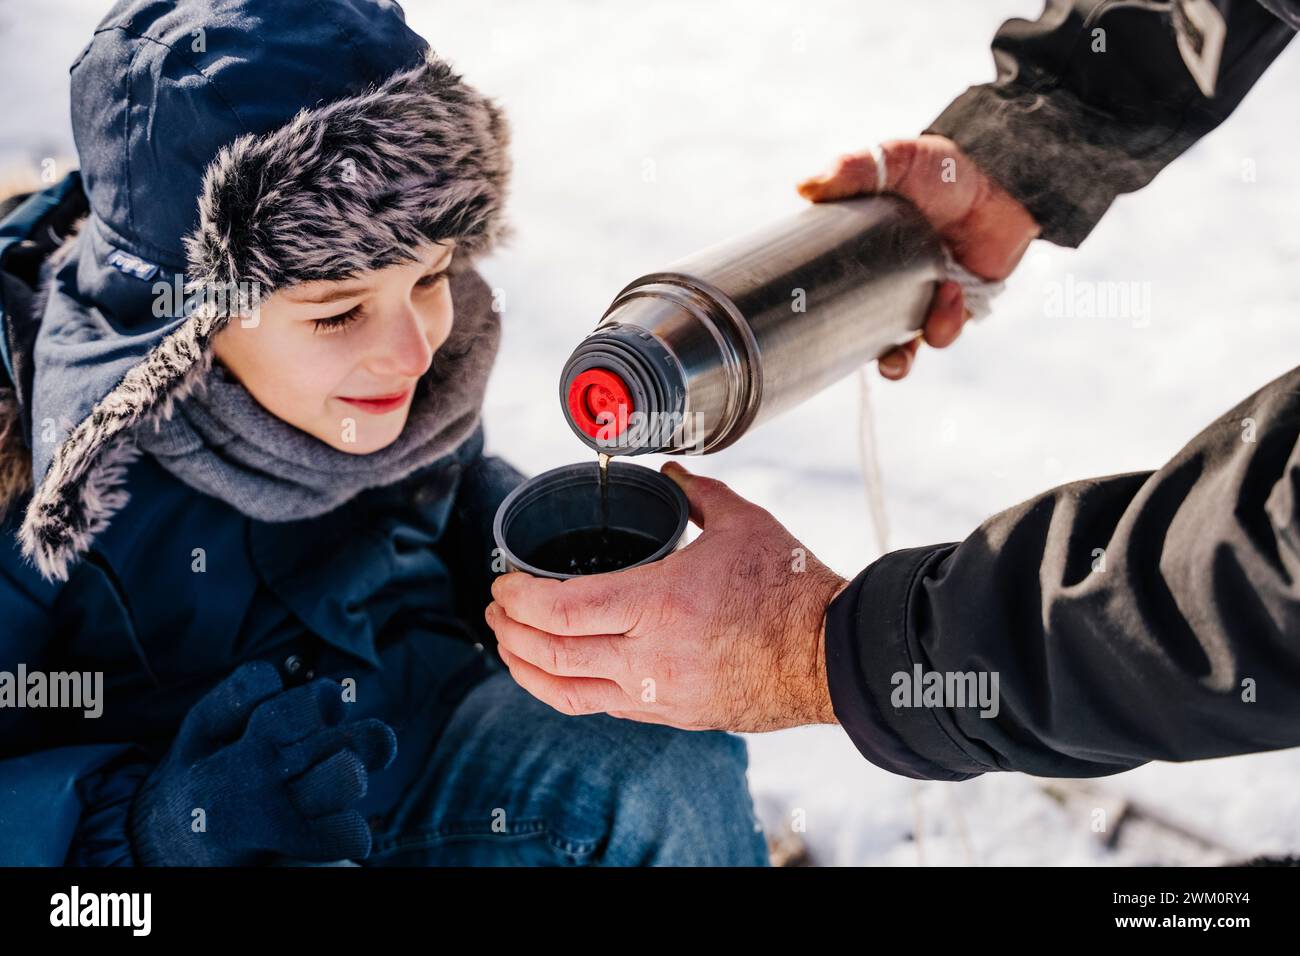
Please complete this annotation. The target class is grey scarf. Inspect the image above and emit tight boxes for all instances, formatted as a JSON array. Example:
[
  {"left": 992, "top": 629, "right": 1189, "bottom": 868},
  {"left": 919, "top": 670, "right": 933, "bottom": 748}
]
[{"left": 135, "top": 268, "right": 501, "bottom": 522}]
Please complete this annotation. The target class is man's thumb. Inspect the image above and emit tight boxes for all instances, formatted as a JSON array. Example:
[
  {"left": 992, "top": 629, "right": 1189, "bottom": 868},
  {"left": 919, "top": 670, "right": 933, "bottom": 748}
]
[{"left": 661, "top": 460, "right": 748, "bottom": 529}]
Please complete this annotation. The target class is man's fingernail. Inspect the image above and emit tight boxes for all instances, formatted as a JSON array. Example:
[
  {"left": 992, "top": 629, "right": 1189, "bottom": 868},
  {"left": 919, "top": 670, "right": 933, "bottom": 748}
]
[{"left": 879, "top": 353, "right": 904, "bottom": 375}]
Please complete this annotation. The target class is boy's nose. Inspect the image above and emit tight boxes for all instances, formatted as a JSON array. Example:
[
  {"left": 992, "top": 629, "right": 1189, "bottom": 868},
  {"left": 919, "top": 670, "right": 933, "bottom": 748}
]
[{"left": 370, "top": 304, "right": 446, "bottom": 379}]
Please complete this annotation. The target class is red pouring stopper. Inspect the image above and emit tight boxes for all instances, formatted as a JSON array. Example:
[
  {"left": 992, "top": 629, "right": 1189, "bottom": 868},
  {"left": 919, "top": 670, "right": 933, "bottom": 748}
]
[{"left": 567, "top": 368, "right": 633, "bottom": 438}]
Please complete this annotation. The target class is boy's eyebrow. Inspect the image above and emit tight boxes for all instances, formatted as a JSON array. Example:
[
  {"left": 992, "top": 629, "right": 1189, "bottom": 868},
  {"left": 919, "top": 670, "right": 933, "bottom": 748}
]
[
  {"left": 284, "top": 282, "right": 369, "bottom": 304},
  {"left": 283, "top": 246, "right": 453, "bottom": 305}
]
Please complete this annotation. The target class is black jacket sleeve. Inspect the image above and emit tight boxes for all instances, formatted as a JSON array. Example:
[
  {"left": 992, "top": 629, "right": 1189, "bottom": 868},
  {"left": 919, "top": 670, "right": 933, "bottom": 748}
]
[
  {"left": 825, "top": 365, "right": 1300, "bottom": 779},
  {"left": 924, "top": 0, "right": 1295, "bottom": 246}
]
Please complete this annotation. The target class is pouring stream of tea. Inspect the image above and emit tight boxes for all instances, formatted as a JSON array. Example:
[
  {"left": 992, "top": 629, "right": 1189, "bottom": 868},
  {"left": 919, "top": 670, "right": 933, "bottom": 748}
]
[{"left": 598, "top": 451, "right": 610, "bottom": 528}]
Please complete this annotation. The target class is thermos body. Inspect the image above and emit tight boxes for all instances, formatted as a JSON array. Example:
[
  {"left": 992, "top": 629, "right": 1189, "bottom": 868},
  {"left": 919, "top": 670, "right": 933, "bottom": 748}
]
[{"left": 561, "top": 195, "right": 944, "bottom": 455}]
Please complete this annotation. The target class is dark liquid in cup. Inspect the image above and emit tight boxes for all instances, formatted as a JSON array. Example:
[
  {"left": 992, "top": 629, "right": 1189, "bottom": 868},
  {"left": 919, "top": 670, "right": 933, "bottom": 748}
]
[{"left": 525, "top": 527, "right": 662, "bottom": 576}]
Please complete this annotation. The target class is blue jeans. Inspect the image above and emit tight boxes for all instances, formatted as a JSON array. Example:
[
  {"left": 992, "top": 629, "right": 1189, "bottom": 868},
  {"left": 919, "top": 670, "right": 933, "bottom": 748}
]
[{"left": 351, "top": 670, "right": 769, "bottom": 866}]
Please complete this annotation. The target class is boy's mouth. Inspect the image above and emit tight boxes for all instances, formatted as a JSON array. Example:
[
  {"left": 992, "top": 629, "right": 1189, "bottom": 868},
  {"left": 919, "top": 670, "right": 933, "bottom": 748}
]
[{"left": 337, "top": 388, "right": 412, "bottom": 414}]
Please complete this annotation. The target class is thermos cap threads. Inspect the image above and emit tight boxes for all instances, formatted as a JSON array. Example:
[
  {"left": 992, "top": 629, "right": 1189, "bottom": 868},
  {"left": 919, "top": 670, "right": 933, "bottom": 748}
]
[
  {"left": 560, "top": 323, "right": 686, "bottom": 455},
  {"left": 566, "top": 368, "right": 633, "bottom": 439}
]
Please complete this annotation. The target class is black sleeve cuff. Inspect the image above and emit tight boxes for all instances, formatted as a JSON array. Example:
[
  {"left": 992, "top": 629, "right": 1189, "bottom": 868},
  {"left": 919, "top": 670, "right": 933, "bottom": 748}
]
[
  {"left": 924, "top": 85, "right": 1128, "bottom": 249},
  {"left": 824, "top": 544, "right": 987, "bottom": 781}
]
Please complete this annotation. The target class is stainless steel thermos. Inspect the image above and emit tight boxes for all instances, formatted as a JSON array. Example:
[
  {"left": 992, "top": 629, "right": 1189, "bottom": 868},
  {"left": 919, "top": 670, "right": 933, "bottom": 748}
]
[{"left": 559, "top": 195, "right": 944, "bottom": 455}]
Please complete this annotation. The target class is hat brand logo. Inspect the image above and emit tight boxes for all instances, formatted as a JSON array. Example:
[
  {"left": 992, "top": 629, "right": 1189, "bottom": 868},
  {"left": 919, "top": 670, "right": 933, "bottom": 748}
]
[{"left": 105, "top": 247, "right": 160, "bottom": 282}]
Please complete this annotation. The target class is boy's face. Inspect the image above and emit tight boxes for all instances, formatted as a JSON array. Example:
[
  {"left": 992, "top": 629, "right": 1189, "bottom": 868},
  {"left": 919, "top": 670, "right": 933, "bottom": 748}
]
[{"left": 212, "top": 241, "right": 456, "bottom": 453}]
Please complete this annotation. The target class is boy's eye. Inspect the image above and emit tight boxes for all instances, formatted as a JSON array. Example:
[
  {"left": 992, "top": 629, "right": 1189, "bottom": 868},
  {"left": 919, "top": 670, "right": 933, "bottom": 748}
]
[
  {"left": 312, "top": 305, "right": 362, "bottom": 334},
  {"left": 308, "top": 266, "right": 445, "bottom": 334}
]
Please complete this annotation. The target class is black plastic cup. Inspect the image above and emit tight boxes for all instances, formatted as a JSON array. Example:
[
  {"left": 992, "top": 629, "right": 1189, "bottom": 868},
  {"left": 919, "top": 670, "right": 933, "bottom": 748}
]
[{"left": 493, "top": 460, "right": 689, "bottom": 580}]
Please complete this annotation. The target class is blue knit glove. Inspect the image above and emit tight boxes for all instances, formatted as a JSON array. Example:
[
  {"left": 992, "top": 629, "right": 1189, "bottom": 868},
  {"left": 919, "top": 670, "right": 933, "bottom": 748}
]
[{"left": 128, "top": 661, "right": 397, "bottom": 866}]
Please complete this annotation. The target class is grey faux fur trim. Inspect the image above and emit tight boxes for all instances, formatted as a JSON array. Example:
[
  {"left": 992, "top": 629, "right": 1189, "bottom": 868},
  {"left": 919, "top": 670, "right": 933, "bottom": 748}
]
[
  {"left": 184, "top": 49, "right": 511, "bottom": 294},
  {"left": 15, "top": 50, "right": 511, "bottom": 583}
]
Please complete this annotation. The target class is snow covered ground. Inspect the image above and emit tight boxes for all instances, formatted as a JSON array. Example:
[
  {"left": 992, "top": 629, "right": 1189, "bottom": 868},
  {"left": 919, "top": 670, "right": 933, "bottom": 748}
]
[{"left": 4, "top": 0, "right": 1299, "bottom": 865}]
